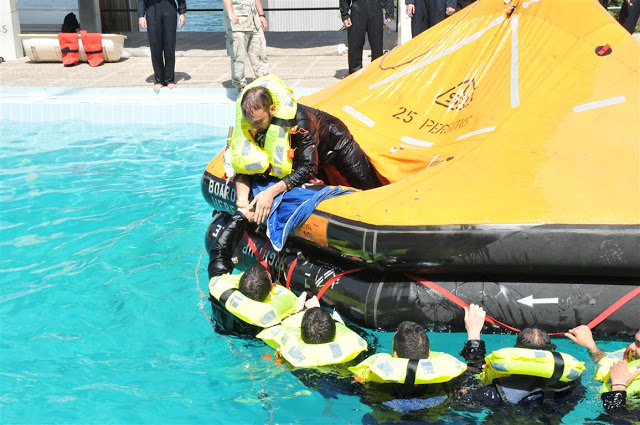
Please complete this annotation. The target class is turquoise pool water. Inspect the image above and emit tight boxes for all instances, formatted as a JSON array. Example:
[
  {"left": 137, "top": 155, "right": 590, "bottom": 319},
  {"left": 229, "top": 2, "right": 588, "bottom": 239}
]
[{"left": 0, "top": 121, "right": 630, "bottom": 424}]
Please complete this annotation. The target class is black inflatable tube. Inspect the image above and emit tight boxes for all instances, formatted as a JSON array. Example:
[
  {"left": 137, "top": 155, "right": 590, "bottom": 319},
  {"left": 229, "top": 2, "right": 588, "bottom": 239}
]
[
  {"left": 205, "top": 221, "right": 639, "bottom": 336},
  {"left": 201, "top": 170, "right": 640, "bottom": 278}
]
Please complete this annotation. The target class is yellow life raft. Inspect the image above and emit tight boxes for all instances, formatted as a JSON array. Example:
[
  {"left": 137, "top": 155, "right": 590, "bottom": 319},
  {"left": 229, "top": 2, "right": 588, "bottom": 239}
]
[
  {"left": 230, "top": 75, "right": 297, "bottom": 179},
  {"left": 482, "top": 348, "right": 585, "bottom": 384},
  {"left": 349, "top": 352, "right": 467, "bottom": 384},
  {"left": 257, "top": 311, "right": 368, "bottom": 367},
  {"left": 209, "top": 273, "right": 298, "bottom": 328},
  {"left": 594, "top": 349, "right": 640, "bottom": 396}
]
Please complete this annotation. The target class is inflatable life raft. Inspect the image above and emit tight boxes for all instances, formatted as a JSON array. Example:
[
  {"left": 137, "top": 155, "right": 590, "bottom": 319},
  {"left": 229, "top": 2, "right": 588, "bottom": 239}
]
[
  {"left": 202, "top": 0, "right": 639, "bottom": 336},
  {"left": 19, "top": 33, "right": 126, "bottom": 63}
]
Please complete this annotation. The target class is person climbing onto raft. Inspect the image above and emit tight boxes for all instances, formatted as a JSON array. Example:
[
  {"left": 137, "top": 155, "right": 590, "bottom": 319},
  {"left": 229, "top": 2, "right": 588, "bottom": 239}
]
[
  {"left": 458, "top": 305, "right": 586, "bottom": 418},
  {"left": 228, "top": 75, "right": 383, "bottom": 224}
]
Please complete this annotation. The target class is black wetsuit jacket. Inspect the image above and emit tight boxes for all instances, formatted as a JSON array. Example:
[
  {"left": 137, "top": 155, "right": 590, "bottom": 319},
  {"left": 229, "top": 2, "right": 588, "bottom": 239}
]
[
  {"left": 601, "top": 390, "right": 640, "bottom": 423},
  {"left": 271, "top": 104, "right": 381, "bottom": 191}
]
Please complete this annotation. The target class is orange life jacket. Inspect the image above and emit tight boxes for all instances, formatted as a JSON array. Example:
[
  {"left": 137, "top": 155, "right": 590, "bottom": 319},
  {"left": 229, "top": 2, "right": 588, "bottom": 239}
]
[
  {"left": 57, "top": 32, "right": 79, "bottom": 66},
  {"left": 80, "top": 31, "right": 104, "bottom": 67}
]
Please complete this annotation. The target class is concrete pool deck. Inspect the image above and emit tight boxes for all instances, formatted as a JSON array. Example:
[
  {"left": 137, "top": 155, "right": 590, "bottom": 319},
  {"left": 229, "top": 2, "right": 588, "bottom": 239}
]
[{"left": 0, "top": 31, "right": 398, "bottom": 90}]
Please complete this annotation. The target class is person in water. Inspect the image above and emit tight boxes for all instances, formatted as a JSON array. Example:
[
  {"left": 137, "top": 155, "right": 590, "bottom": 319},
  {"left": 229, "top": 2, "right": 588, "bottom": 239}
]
[
  {"left": 350, "top": 318, "right": 471, "bottom": 411},
  {"left": 459, "top": 307, "right": 585, "bottom": 412},
  {"left": 206, "top": 208, "right": 300, "bottom": 335},
  {"left": 235, "top": 84, "right": 382, "bottom": 224},
  {"left": 566, "top": 325, "right": 640, "bottom": 415}
]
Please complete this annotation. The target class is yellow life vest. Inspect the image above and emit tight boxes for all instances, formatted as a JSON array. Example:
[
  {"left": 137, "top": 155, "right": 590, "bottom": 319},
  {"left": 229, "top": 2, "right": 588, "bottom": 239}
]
[
  {"left": 257, "top": 312, "right": 368, "bottom": 367},
  {"left": 230, "top": 75, "right": 297, "bottom": 179},
  {"left": 482, "top": 348, "right": 585, "bottom": 384},
  {"left": 349, "top": 352, "right": 467, "bottom": 384},
  {"left": 594, "top": 348, "right": 640, "bottom": 396},
  {"left": 209, "top": 273, "right": 298, "bottom": 328}
]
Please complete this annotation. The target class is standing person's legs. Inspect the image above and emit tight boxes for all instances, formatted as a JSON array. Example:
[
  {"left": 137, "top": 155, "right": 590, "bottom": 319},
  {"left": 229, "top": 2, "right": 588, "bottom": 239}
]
[
  {"left": 366, "top": 3, "right": 384, "bottom": 62},
  {"left": 347, "top": 4, "right": 367, "bottom": 74},
  {"left": 427, "top": 0, "right": 448, "bottom": 28},
  {"left": 247, "top": 27, "right": 269, "bottom": 78},
  {"left": 145, "top": 4, "right": 165, "bottom": 87},
  {"left": 160, "top": 1, "right": 178, "bottom": 85},
  {"left": 225, "top": 28, "right": 250, "bottom": 90},
  {"left": 618, "top": 0, "right": 640, "bottom": 34},
  {"left": 411, "top": 0, "right": 430, "bottom": 38}
]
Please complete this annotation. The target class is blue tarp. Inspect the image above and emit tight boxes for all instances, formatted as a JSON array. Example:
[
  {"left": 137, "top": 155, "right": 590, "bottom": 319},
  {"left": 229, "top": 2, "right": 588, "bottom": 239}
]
[{"left": 252, "top": 179, "right": 354, "bottom": 251}]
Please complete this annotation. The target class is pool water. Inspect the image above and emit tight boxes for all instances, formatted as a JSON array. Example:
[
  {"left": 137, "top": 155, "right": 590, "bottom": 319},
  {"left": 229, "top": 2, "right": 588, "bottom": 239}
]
[{"left": 0, "top": 121, "right": 631, "bottom": 424}]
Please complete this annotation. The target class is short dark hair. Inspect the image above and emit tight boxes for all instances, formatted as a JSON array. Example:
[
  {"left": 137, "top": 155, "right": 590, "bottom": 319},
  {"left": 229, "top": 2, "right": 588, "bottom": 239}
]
[
  {"left": 301, "top": 307, "right": 336, "bottom": 344},
  {"left": 238, "top": 264, "right": 271, "bottom": 302},
  {"left": 393, "top": 321, "right": 430, "bottom": 359},
  {"left": 241, "top": 87, "right": 273, "bottom": 118},
  {"left": 515, "top": 326, "right": 556, "bottom": 350}
]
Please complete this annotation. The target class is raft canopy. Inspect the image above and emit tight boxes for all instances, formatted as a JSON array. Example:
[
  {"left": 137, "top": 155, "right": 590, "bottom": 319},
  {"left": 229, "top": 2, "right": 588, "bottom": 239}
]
[{"left": 300, "top": 0, "right": 639, "bottom": 228}]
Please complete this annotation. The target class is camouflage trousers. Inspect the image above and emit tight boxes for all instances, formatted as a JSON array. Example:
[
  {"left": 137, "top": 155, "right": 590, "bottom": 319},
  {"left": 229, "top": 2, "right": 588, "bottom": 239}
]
[{"left": 225, "top": 27, "right": 269, "bottom": 90}]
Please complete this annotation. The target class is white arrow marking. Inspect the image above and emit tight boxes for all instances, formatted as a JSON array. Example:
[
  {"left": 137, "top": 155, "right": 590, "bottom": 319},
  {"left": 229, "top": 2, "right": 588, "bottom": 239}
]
[{"left": 517, "top": 295, "right": 559, "bottom": 308}]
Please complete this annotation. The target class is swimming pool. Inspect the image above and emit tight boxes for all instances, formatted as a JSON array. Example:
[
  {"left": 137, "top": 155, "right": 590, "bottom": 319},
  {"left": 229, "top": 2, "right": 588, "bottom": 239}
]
[{"left": 0, "top": 111, "right": 631, "bottom": 423}]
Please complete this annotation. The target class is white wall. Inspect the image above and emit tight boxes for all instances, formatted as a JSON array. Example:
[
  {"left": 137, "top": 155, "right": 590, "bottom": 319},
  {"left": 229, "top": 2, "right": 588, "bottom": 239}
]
[
  {"left": 0, "top": 0, "right": 24, "bottom": 59},
  {"left": 263, "top": 0, "right": 342, "bottom": 32}
]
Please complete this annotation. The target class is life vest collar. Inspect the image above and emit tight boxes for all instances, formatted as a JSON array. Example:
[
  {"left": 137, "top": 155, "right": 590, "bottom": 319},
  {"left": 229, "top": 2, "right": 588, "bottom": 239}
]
[
  {"left": 209, "top": 273, "right": 298, "bottom": 328},
  {"left": 257, "top": 311, "right": 368, "bottom": 367},
  {"left": 349, "top": 352, "right": 467, "bottom": 385}
]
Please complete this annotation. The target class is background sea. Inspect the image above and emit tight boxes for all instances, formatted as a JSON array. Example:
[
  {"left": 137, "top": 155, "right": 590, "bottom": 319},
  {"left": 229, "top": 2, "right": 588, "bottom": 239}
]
[{"left": 17, "top": 0, "right": 225, "bottom": 32}]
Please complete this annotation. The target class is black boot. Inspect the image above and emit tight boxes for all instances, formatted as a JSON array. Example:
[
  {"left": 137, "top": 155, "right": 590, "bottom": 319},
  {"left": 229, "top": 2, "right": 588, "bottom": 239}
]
[{"left": 207, "top": 212, "right": 248, "bottom": 278}]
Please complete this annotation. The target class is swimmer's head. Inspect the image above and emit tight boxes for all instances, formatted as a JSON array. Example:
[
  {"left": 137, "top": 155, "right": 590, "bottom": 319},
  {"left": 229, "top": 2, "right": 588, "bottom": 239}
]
[
  {"left": 238, "top": 263, "right": 271, "bottom": 302},
  {"left": 301, "top": 307, "right": 335, "bottom": 344},
  {"left": 393, "top": 321, "right": 430, "bottom": 359},
  {"left": 516, "top": 326, "right": 556, "bottom": 351}
]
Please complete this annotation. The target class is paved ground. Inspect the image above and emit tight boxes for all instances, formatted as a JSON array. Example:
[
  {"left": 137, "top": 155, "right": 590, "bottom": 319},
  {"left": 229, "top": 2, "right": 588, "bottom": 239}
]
[{"left": 0, "top": 31, "right": 398, "bottom": 89}]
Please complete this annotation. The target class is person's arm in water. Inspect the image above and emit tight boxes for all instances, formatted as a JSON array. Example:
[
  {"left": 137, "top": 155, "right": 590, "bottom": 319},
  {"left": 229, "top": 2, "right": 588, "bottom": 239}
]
[
  {"left": 601, "top": 360, "right": 640, "bottom": 413},
  {"left": 459, "top": 303, "right": 487, "bottom": 375},
  {"left": 565, "top": 325, "right": 606, "bottom": 361}
]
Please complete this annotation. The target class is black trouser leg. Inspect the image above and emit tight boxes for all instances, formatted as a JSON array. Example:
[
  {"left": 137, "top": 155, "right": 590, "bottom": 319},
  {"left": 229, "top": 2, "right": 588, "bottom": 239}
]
[
  {"left": 160, "top": 1, "right": 177, "bottom": 84},
  {"left": 146, "top": 3, "right": 165, "bottom": 84},
  {"left": 428, "top": 0, "right": 448, "bottom": 28},
  {"left": 367, "top": 5, "right": 384, "bottom": 61},
  {"left": 411, "top": 0, "right": 430, "bottom": 38},
  {"left": 618, "top": 0, "right": 640, "bottom": 34},
  {"left": 347, "top": 8, "right": 367, "bottom": 74}
]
